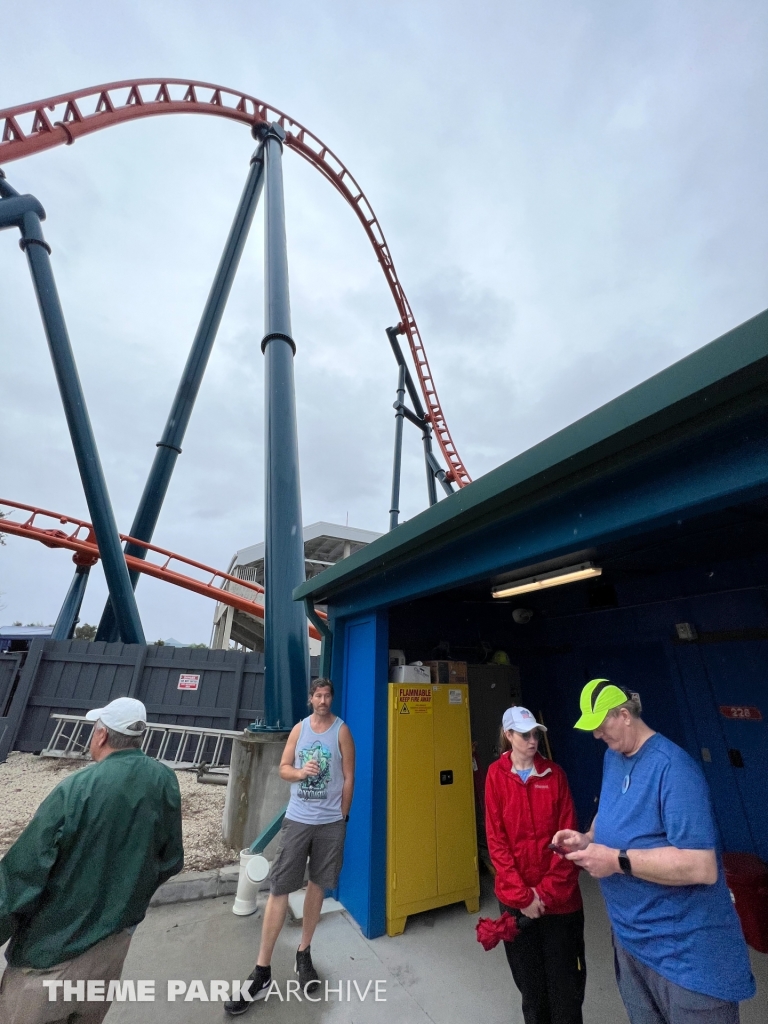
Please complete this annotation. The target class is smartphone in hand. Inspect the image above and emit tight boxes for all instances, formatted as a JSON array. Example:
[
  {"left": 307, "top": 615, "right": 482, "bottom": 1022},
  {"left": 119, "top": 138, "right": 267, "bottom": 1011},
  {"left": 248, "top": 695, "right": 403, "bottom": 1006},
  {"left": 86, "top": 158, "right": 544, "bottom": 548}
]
[{"left": 547, "top": 842, "right": 569, "bottom": 856}]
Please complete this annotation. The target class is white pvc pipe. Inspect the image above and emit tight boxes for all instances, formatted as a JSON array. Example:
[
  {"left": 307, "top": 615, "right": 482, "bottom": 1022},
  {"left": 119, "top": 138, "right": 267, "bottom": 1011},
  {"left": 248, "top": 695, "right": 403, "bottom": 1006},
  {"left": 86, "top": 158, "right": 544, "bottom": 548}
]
[
  {"left": 232, "top": 849, "right": 260, "bottom": 916},
  {"left": 246, "top": 854, "right": 270, "bottom": 884}
]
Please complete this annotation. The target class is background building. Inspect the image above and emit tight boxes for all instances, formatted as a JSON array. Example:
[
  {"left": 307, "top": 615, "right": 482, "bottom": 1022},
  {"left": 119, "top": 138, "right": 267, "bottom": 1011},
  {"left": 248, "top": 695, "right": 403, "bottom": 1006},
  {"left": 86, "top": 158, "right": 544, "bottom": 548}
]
[{"left": 210, "top": 523, "right": 381, "bottom": 654}]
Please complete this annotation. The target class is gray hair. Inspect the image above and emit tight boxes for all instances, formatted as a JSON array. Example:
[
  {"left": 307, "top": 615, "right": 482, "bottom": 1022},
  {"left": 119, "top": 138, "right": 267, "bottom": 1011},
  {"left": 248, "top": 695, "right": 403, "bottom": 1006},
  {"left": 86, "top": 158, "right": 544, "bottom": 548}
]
[
  {"left": 95, "top": 718, "right": 145, "bottom": 750},
  {"left": 608, "top": 692, "right": 643, "bottom": 720}
]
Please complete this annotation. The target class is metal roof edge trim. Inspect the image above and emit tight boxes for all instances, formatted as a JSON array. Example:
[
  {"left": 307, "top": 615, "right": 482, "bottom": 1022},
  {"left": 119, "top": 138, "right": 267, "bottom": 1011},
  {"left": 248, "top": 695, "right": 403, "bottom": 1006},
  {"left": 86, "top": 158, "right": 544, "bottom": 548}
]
[{"left": 295, "top": 307, "right": 768, "bottom": 604}]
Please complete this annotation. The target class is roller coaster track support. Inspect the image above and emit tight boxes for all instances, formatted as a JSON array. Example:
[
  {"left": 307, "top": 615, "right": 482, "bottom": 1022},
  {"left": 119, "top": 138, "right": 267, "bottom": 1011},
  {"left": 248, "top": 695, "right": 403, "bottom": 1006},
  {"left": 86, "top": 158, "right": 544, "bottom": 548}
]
[
  {"left": 259, "top": 122, "right": 309, "bottom": 729},
  {"left": 0, "top": 79, "right": 472, "bottom": 488},
  {"left": 0, "top": 175, "right": 145, "bottom": 644},
  {"left": 389, "top": 360, "right": 407, "bottom": 531},
  {"left": 51, "top": 566, "right": 91, "bottom": 640},
  {"left": 386, "top": 326, "right": 454, "bottom": 531},
  {"left": 0, "top": 499, "right": 324, "bottom": 643},
  {"left": 94, "top": 138, "right": 267, "bottom": 643}
]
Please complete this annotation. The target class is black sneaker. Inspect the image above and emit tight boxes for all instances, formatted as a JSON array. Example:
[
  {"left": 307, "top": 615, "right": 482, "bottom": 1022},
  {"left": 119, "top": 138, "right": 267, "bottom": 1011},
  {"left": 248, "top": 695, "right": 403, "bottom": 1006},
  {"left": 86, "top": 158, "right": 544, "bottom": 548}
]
[
  {"left": 295, "top": 946, "right": 320, "bottom": 992},
  {"left": 224, "top": 965, "right": 271, "bottom": 1016}
]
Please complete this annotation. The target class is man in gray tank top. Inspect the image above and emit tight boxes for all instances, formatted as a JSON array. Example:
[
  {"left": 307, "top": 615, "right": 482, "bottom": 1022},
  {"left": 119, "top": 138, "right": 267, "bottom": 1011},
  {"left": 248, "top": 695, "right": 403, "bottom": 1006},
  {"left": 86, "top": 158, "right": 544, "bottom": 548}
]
[{"left": 225, "top": 678, "right": 355, "bottom": 1015}]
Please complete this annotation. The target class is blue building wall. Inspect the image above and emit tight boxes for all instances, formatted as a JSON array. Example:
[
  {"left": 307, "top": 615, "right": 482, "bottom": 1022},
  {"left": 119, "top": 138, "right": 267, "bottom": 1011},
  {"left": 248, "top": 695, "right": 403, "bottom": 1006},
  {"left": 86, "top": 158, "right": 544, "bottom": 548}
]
[
  {"left": 334, "top": 610, "right": 389, "bottom": 938},
  {"left": 521, "top": 583, "right": 768, "bottom": 860}
]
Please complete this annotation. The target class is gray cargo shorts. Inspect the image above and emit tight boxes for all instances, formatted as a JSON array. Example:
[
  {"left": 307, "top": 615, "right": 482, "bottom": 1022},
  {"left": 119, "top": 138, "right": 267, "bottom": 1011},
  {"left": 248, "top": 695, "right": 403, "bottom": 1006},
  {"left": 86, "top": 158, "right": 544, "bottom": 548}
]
[{"left": 269, "top": 817, "right": 347, "bottom": 896}]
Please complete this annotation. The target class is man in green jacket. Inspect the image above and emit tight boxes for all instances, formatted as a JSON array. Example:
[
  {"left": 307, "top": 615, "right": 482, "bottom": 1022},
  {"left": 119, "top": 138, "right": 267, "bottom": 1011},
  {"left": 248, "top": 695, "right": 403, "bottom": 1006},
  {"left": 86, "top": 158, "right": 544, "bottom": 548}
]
[{"left": 0, "top": 696, "right": 184, "bottom": 1023}]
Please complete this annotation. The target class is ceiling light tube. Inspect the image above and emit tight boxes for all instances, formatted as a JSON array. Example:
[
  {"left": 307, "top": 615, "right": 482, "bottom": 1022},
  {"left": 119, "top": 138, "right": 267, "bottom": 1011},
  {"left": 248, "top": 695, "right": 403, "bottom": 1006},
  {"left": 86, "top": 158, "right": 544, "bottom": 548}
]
[{"left": 492, "top": 562, "right": 602, "bottom": 599}]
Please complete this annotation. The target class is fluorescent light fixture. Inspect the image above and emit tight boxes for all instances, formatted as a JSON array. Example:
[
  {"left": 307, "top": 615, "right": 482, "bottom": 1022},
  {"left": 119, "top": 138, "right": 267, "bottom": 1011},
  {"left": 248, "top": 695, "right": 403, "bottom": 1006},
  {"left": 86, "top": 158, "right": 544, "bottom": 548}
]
[{"left": 492, "top": 562, "right": 602, "bottom": 599}]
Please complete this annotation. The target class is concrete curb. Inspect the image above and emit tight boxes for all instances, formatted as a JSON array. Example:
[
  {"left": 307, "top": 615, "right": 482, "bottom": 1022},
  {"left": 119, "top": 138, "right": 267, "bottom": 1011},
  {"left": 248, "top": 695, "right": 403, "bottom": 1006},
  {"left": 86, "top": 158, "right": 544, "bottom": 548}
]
[{"left": 150, "top": 864, "right": 241, "bottom": 907}]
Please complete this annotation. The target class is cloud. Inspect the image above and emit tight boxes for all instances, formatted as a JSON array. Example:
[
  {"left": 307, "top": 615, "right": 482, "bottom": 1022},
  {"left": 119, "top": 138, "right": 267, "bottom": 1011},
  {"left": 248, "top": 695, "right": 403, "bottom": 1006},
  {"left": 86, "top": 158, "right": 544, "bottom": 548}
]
[{"left": 1, "top": 0, "right": 767, "bottom": 640}]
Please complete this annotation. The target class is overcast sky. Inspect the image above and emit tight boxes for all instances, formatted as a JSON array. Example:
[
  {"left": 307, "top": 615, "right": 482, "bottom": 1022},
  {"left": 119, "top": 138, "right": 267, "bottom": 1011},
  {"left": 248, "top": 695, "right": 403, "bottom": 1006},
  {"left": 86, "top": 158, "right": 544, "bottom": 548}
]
[{"left": 1, "top": 1, "right": 767, "bottom": 643}]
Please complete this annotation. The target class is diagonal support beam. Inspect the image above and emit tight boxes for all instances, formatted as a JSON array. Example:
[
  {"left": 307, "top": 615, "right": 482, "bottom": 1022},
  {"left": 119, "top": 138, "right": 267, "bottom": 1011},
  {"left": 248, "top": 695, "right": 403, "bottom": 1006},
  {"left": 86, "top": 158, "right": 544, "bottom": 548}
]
[
  {"left": 94, "top": 142, "right": 267, "bottom": 641},
  {"left": 0, "top": 174, "right": 145, "bottom": 643}
]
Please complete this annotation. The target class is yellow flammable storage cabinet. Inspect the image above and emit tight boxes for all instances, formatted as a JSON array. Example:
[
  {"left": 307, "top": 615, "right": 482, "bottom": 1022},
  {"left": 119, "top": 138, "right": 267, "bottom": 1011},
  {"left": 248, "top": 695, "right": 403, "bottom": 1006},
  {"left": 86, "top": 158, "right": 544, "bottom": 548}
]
[{"left": 386, "top": 682, "right": 480, "bottom": 936}]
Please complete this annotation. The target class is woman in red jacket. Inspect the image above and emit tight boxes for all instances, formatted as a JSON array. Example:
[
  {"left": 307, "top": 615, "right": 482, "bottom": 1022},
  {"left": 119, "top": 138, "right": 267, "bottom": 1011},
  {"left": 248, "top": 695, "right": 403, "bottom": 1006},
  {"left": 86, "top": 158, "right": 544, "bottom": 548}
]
[{"left": 485, "top": 706, "right": 586, "bottom": 1024}]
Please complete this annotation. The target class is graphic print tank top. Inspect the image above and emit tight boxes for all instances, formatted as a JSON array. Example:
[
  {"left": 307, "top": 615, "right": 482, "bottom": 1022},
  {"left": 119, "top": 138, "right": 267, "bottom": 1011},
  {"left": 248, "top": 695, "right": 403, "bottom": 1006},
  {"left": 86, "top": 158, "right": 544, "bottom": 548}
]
[{"left": 285, "top": 716, "right": 345, "bottom": 825}]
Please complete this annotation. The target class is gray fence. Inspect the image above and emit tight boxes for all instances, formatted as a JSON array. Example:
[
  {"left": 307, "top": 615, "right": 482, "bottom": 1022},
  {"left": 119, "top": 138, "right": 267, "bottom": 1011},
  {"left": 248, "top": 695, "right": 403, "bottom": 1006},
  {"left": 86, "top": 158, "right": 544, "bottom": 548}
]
[
  {"left": 0, "top": 653, "right": 23, "bottom": 712},
  {"left": 0, "top": 640, "right": 318, "bottom": 762},
  {"left": 0, "top": 652, "right": 24, "bottom": 760}
]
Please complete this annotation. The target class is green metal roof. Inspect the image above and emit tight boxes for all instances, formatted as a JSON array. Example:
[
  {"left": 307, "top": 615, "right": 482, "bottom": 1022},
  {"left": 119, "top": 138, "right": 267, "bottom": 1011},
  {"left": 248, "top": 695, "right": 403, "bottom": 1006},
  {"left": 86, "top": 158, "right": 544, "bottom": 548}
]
[{"left": 295, "top": 307, "right": 768, "bottom": 604}]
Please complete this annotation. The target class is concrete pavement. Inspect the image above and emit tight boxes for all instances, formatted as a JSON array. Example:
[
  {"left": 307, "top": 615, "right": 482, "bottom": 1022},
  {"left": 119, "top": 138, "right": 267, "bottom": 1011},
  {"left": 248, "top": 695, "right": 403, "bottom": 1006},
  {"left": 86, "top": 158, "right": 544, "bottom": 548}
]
[{"left": 99, "top": 871, "right": 767, "bottom": 1023}]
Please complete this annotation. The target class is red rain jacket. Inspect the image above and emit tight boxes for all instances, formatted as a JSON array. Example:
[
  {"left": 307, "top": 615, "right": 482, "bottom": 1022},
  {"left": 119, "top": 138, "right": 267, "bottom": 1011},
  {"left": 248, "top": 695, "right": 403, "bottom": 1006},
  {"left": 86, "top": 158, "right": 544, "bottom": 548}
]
[{"left": 485, "top": 751, "right": 582, "bottom": 914}]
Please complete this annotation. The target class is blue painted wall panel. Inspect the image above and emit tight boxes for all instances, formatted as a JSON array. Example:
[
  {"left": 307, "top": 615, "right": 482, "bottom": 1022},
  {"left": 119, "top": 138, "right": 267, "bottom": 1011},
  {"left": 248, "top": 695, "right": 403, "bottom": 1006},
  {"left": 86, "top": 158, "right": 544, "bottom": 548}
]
[
  {"left": 523, "top": 640, "right": 688, "bottom": 832},
  {"left": 518, "top": 594, "right": 767, "bottom": 858},
  {"left": 336, "top": 611, "right": 388, "bottom": 938},
  {"left": 669, "top": 645, "right": 755, "bottom": 853},
  {"left": 695, "top": 643, "right": 768, "bottom": 859},
  {"left": 329, "top": 615, "right": 346, "bottom": 715}
]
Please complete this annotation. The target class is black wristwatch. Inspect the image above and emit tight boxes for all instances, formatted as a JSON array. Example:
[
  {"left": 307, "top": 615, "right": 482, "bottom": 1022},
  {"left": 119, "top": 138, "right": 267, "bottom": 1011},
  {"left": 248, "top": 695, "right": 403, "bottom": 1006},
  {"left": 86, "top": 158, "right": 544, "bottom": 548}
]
[
  {"left": 618, "top": 849, "right": 632, "bottom": 875},
  {"left": 344, "top": 814, "right": 350, "bottom": 823}
]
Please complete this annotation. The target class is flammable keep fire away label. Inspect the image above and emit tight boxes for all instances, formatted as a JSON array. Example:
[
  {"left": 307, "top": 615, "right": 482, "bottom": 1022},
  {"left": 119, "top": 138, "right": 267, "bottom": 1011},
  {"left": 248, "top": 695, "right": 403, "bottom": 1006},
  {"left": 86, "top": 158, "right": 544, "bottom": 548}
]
[{"left": 396, "top": 686, "right": 433, "bottom": 715}]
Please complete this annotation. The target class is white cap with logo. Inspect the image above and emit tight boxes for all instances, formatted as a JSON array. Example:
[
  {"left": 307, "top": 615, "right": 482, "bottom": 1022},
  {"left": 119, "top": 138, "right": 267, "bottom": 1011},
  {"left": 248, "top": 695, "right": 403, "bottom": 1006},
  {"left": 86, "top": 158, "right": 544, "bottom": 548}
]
[
  {"left": 85, "top": 697, "right": 148, "bottom": 736},
  {"left": 502, "top": 706, "right": 547, "bottom": 733}
]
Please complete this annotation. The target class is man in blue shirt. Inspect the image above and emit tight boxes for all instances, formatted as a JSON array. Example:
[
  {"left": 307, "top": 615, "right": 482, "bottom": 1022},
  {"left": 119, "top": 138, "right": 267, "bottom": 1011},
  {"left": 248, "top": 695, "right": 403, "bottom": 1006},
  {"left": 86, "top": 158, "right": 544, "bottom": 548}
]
[{"left": 553, "top": 679, "right": 755, "bottom": 1024}]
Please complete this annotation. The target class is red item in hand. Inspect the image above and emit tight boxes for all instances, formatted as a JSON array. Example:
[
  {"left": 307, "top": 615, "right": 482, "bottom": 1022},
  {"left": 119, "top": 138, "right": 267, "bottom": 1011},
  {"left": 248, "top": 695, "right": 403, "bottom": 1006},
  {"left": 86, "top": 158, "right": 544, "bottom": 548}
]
[{"left": 475, "top": 912, "right": 520, "bottom": 950}]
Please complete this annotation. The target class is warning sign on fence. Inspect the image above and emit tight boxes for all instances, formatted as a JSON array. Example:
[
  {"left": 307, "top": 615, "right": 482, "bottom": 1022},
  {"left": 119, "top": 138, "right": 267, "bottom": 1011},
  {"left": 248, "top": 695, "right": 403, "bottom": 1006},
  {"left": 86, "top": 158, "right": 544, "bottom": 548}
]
[
  {"left": 178, "top": 674, "right": 200, "bottom": 691},
  {"left": 396, "top": 685, "right": 432, "bottom": 715}
]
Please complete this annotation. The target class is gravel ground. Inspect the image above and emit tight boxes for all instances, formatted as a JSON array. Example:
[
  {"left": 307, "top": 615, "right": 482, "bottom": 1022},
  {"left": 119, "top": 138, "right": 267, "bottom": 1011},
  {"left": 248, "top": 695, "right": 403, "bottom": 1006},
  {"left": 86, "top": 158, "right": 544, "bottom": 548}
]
[{"left": 0, "top": 752, "right": 238, "bottom": 872}]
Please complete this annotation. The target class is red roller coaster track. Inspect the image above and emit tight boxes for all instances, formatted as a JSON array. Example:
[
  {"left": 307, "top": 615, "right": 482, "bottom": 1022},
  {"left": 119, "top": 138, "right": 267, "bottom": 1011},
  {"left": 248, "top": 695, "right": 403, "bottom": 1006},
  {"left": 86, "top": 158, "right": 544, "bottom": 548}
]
[
  {"left": 0, "top": 499, "right": 323, "bottom": 642},
  {"left": 0, "top": 78, "right": 470, "bottom": 486}
]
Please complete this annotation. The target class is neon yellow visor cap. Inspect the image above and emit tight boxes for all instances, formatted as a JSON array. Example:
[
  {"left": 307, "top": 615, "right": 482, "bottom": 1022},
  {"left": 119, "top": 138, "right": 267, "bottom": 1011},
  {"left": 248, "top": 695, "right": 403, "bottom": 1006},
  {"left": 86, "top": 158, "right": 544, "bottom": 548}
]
[{"left": 574, "top": 678, "right": 628, "bottom": 730}]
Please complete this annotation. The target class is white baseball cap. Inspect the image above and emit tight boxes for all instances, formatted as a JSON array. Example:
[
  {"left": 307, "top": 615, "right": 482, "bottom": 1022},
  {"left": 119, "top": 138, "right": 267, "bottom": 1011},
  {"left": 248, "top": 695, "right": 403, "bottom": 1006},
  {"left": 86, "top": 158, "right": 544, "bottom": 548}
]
[
  {"left": 86, "top": 697, "right": 147, "bottom": 735},
  {"left": 502, "top": 706, "right": 547, "bottom": 734}
]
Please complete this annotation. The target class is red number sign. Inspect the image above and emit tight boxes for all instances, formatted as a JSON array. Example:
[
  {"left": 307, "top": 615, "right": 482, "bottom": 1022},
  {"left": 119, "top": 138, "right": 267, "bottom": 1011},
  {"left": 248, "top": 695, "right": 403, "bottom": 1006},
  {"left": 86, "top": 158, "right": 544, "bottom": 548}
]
[{"left": 719, "top": 705, "right": 762, "bottom": 721}]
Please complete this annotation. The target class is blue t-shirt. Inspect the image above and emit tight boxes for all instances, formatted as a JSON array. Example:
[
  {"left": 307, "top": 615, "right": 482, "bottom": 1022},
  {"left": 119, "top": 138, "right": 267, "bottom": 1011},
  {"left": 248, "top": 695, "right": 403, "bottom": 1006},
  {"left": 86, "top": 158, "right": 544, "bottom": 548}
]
[
  {"left": 516, "top": 768, "right": 533, "bottom": 783},
  {"left": 593, "top": 733, "right": 755, "bottom": 1003}
]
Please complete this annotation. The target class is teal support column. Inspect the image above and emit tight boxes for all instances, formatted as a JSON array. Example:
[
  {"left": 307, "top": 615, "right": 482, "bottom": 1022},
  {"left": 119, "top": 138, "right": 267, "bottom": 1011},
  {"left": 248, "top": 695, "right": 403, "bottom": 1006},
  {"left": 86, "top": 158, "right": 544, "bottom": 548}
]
[
  {"left": 50, "top": 565, "right": 91, "bottom": 640},
  {"left": 259, "top": 122, "right": 309, "bottom": 728}
]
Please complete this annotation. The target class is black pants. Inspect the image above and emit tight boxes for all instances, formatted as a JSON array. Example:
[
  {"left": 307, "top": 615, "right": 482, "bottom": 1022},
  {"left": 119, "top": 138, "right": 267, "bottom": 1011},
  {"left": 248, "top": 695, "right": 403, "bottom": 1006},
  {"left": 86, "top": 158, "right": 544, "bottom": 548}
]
[{"left": 499, "top": 903, "right": 586, "bottom": 1024}]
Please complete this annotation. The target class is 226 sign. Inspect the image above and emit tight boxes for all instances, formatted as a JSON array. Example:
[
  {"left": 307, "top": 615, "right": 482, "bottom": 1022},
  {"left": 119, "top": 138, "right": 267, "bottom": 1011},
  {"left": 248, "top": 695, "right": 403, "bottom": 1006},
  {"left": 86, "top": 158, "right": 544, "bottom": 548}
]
[{"left": 719, "top": 705, "right": 762, "bottom": 721}]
